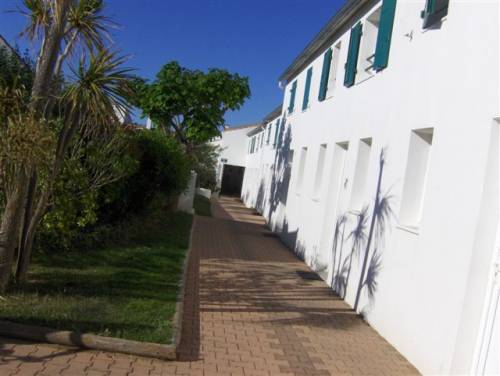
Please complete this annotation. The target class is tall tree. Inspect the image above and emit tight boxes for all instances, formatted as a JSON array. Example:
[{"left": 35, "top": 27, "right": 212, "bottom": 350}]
[
  {"left": 133, "top": 61, "right": 251, "bottom": 150},
  {"left": 0, "top": 0, "right": 132, "bottom": 288}
]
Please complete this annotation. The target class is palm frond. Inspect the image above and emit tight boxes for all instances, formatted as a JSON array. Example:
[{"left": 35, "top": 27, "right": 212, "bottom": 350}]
[
  {"left": 18, "top": 0, "right": 50, "bottom": 40},
  {"left": 67, "top": 0, "right": 116, "bottom": 52},
  {"left": 363, "top": 249, "right": 382, "bottom": 301},
  {"left": 374, "top": 189, "right": 395, "bottom": 242},
  {"left": 63, "top": 49, "right": 134, "bottom": 131},
  {"left": 347, "top": 205, "right": 369, "bottom": 257}
]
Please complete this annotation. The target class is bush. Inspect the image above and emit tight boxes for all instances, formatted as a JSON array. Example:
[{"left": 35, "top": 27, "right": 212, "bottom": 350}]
[
  {"left": 97, "top": 129, "right": 192, "bottom": 223},
  {"left": 36, "top": 128, "right": 192, "bottom": 252}
]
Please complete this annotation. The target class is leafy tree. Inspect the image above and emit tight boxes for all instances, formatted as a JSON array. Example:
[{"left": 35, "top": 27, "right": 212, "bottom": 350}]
[
  {"left": 133, "top": 61, "right": 251, "bottom": 149},
  {"left": 191, "top": 142, "right": 220, "bottom": 191}
]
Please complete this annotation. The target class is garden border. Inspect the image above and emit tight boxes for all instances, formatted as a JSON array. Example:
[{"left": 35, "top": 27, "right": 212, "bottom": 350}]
[{"left": 0, "top": 215, "right": 197, "bottom": 361}]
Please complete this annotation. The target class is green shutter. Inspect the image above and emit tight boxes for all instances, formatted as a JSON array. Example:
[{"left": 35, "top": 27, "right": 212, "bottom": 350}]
[
  {"left": 288, "top": 81, "right": 297, "bottom": 113},
  {"left": 273, "top": 119, "right": 280, "bottom": 147},
  {"left": 344, "top": 22, "right": 363, "bottom": 88},
  {"left": 318, "top": 48, "right": 333, "bottom": 101},
  {"left": 302, "top": 67, "right": 313, "bottom": 111},
  {"left": 422, "top": 0, "right": 449, "bottom": 29},
  {"left": 373, "top": 0, "right": 397, "bottom": 71}
]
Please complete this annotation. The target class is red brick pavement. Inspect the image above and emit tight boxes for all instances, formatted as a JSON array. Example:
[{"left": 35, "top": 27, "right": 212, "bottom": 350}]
[{"left": 0, "top": 196, "right": 419, "bottom": 375}]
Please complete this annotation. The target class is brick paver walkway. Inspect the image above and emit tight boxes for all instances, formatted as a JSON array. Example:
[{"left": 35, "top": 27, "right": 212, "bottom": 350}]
[{"left": 0, "top": 196, "right": 419, "bottom": 375}]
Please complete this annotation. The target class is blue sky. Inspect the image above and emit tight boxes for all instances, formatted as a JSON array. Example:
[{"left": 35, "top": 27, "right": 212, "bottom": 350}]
[{"left": 0, "top": 0, "right": 345, "bottom": 126}]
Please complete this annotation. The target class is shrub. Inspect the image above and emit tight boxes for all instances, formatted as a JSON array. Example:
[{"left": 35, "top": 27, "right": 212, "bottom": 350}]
[{"left": 98, "top": 129, "right": 192, "bottom": 223}]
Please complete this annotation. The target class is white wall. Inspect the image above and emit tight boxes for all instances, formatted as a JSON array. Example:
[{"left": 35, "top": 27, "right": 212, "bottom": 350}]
[
  {"left": 241, "top": 1, "right": 500, "bottom": 374},
  {"left": 213, "top": 125, "right": 257, "bottom": 187}
]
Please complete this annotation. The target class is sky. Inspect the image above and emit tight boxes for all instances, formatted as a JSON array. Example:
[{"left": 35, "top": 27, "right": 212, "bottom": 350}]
[{"left": 0, "top": 0, "right": 345, "bottom": 126}]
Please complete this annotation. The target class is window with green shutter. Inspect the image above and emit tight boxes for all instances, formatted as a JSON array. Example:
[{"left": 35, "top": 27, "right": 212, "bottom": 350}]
[
  {"left": 273, "top": 118, "right": 280, "bottom": 147},
  {"left": 344, "top": 22, "right": 363, "bottom": 88},
  {"left": 288, "top": 81, "right": 297, "bottom": 113},
  {"left": 421, "top": 0, "right": 449, "bottom": 29},
  {"left": 318, "top": 49, "right": 332, "bottom": 101},
  {"left": 302, "top": 67, "right": 313, "bottom": 110},
  {"left": 373, "top": 0, "right": 397, "bottom": 71}
]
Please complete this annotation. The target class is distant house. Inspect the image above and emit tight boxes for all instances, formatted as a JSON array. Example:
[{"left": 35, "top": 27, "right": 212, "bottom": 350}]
[{"left": 212, "top": 123, "right": 259, "bottom": 196}]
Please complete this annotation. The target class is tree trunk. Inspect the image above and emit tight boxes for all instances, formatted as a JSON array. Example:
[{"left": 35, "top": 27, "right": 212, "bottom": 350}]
[
  {"left": 353, "top": 155, "right": 384, "bottom": 312},
  {"left": 30, "top": 0, "right": 72, "bottom": 114},
  {"left": 15, "top": 113, "right": 79, "bottom": 283},
  {"left": 0, "top": 173, "right": 29, "bottom": 290},
  {"left": 12, "top": 0, "right": 73, "bottom": 284}
]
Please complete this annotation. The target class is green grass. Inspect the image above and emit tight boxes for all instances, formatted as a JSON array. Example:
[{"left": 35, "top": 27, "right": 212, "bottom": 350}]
[
  {"left": 0, "top": 210, "right": 193, "bottom": 344},
  {"left": 193, "top": 194, "right": 212, "bottom": 217}
]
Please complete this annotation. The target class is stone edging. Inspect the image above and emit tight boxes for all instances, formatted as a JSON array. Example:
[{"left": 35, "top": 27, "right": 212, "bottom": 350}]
[
  {"left": 170, "top": 215, "right": 196, "bottom": 349},
  {"left": 0, "top": 215, "right": 197, "bottom": 361}
]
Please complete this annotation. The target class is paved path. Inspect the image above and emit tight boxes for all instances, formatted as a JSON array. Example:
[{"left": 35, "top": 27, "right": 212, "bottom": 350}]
[{"left": 0, "top": 197, "right": 418, "bottom": 375}]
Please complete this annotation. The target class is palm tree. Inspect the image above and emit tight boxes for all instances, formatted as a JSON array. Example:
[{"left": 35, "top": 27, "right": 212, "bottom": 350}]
[
  {"left": 343, "top": 205, "right": 368, "bottom": 299},
  {"left": 0, "top": 0, "right": 73, "bottom": 290},
  {"left": 15, "top": 50, "right": 133, "bottom": 282},
  {"left": 16, "top": 0, "right": 123, "bottom": 285}
]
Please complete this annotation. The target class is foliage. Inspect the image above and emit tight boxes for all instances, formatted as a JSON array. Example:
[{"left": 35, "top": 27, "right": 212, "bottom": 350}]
[
  {"left": 98, "top": 129, "right": 191, "bottom": 223},
  {"left": 37, "top": 129, "right": 137, "bottom": 252},
  {"left": 132, "top": 61, "right": 251, "bottom": 147},
  {"left": 191, "top": 142, "right": 220, "bottom": 190},
  {"left": 0, "top": 46, "right": 34, "bottom": 99},
  {"left": 0, "top": 208, "right": 193, "bottom": 344}
]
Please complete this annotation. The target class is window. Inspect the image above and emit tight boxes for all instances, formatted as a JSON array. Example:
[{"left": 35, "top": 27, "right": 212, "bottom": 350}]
[
  {"left": 251, "top": 136, "right": 255, "bottom": 153},
  {"left": 358, "top": 7, "right": 381, "bottom": 81},
  {"left": 318, "top": 49, "right": 332, "bottom": 101},
  {"left": 273, "top": 118, "right": 281, "bottom": 148},
  {"left": 422, "top": 0, "right": 449, "bottom": 29},
  {"left": 319, "top": 42, "right": 342, "bottom": 101},
  {"left": 266, "top": 123, "right": 272, "bottom": 144},
  {"left": 399, "top": 128, "right": 434, "bottom": 227},
  {"left": 313, "top": 144, "right": 327, "bottom": 199},
  {"left": 260, "top": 132, "right": 264, "bottom": 148},
  {"left": 302, "top": 67, "right": 313, "bottom": 110},
  {"left": 344, "top": 22, "right": 362, "bottom": 87},
  {"left": 288, "top": 81, "right": 297, "bottom": 113},
  {"left": 327, "top": 42, "right": 341, "bottom": 96},
  {"left": 350, "top": 138, "right": 372, "bottom": 211},
  {"left": 296, "top": 147, "right": 308, "bottom": 194}
]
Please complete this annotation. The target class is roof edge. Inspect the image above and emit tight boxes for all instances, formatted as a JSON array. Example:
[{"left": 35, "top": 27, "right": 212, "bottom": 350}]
[{"left": 279, "top": 0, "right": 374, "bottom": 83}]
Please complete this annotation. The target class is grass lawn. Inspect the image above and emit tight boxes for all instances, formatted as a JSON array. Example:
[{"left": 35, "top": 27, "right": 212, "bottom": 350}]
[
  {"left": 193, "top": 194, "right": 212, "bottom": 217},
  {"left": 0, "top": 210, "right": 193, "bottom": 344}
]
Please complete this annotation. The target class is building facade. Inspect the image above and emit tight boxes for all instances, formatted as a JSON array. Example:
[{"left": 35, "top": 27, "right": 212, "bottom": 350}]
[
  {"left": 241, "top": 0, "right": 500, "bottom": 374},
  {"left": 213, "top": 124, "right": 259, "bottom": 195}
]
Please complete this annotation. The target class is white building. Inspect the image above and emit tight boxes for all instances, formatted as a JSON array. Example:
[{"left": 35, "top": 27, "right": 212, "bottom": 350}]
[
  {"left": 241, "top": 0, "right": 500, "bottom": 374},
  {"left": 213, "top": 123, "right": 258, "bottom": 195}
]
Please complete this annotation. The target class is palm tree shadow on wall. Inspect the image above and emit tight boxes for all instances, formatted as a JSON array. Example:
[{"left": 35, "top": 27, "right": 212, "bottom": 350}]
[
  {"left": 255, "top": 179, "right": 266, "bottom": 214},
  {"left": 342, "top": 206, "right": 369, "bottom": 300},
  {"left": 353, "top": 148, "right": 394, "bottom": 312},
  {"left": 331, "top": 214, "right": 348, "bottom": 293},
  {"left": 268, "top": 118, "right": 292, "bottom": 227},
  {"left": 328, "top": 148, "right": 395, "bottom": 313}
]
